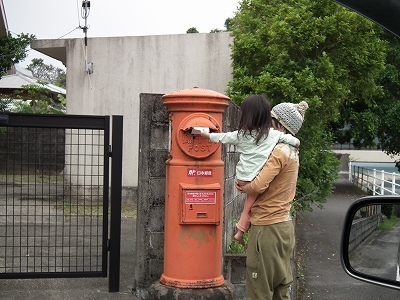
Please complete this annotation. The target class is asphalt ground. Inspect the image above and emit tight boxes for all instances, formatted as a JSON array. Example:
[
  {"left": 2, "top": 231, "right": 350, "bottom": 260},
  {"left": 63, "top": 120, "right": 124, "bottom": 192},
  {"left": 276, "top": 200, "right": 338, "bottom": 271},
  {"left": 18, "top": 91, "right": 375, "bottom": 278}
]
[
  {"left": 349, "top": 223, "right": 400, "bottom": 281},
  {"left": 2, "top": 178, "right": 400, "bottom": 300},
  {"left": 296, "top": 177, "right": 400, "bottom": 300},
  {"left": 0, "top": 217, "right": 138, "bottom": 300}
]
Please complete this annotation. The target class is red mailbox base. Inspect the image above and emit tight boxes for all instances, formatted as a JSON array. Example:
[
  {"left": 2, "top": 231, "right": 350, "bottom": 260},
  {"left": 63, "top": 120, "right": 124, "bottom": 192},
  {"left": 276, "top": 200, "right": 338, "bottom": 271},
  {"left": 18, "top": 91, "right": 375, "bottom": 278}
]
[{"left": 160, "top": 274, "right": 225, "bottom": 289}]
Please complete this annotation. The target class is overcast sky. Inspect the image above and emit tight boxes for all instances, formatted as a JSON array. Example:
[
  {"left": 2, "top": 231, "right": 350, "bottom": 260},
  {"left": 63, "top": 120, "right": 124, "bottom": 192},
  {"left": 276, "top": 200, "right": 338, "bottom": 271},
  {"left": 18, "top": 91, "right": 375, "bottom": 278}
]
[{"left": 4, "top": 0, "right": 240, "bottom": 69}]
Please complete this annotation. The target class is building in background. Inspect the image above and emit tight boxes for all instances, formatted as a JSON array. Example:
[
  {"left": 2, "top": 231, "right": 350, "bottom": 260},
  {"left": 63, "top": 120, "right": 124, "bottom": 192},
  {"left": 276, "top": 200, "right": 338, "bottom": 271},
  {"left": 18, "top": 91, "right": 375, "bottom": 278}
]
[
  {"left": 0, "top": 65, "right": 66, "bottom": 102},
  {"left": 30, "top": 33, "right": 233, "bottom": 203}
]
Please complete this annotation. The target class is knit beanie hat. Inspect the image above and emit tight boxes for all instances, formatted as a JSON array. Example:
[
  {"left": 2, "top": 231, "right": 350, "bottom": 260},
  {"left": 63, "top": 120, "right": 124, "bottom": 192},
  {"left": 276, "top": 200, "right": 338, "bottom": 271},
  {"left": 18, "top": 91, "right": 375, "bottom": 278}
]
[{"left": 271, "top": 101, "right": 309, "bottom": 135}]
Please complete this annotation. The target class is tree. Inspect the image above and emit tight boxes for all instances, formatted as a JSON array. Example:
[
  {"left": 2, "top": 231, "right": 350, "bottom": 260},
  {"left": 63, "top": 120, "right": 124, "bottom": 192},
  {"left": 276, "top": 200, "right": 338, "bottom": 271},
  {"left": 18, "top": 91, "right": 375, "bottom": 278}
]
[
  {"left": 228, "top": 0, "right": 387, "bottom": 211},
  {"left": 12, "top": 81, "right": 65, "bottom": 114},
  {"left": 0, "top": 32, "right": 35, "bottom": 79},
  {"left": 27, "top": 58, "right": 66, "bottom": 89},
  {"left": 186, "top": 27, "right": 199, "bottom": 34},
  {"left": 188, "top": 18, "right": 233, "bottom": 34},
  {"left": 210, "top": 18, "right": 233, "bottom": 33},
  {"left": 0, "top": 94, "right": 14, "bottom": 113},
  {"left": 332, "top": 31, "right": 400, "bottom": 169},
  {"left": 376, "top": 33, "right": 400, "bottom": 170},
  {"left": 224, "top": 18, "right": 233, "bottom": 31}
]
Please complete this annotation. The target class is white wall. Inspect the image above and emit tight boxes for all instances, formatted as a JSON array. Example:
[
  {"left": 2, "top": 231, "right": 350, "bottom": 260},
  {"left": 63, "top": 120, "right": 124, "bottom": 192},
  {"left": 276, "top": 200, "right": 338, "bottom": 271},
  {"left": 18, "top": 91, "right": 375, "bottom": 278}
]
[
  {"left": 33, "top": 32, "right": 234, "bottom": 188},
  {"left": 334, "top": 150, "right": 400, "bottom": 163}
]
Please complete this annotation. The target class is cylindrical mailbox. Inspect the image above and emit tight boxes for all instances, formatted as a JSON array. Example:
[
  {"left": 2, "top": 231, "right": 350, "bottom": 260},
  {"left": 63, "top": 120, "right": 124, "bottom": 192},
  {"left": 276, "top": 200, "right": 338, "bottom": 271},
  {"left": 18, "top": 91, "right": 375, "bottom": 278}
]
[{"left": 160, "top": 87, "right": 229, "bottom": 288}]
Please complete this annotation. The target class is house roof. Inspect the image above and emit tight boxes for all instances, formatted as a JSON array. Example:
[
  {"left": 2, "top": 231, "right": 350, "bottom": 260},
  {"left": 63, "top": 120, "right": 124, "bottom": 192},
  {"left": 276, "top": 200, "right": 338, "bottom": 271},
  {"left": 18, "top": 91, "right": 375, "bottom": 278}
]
[{"left": 0, "top": 65, "right": 66, "bottom": 96}]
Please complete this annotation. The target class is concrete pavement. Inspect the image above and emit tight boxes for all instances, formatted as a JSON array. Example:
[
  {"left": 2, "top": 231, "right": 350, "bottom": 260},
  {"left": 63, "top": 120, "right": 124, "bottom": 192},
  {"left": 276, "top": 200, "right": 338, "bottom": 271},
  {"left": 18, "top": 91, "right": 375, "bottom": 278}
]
[
  {"left": 2, "top": 178, "right": 400, "bottom": 300},
  {"left": 296, "top": 177, "right": 400, "bottom": 300},
  {"left": 0, "top": 217, "right": 138, "bottom": 300}
]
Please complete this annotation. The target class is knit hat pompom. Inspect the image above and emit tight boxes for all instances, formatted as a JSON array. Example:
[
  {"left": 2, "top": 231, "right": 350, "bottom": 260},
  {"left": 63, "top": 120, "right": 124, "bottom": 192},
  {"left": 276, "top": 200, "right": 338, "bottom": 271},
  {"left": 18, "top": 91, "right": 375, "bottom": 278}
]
[{"left": 271, "top": 101, "right": 308, "bottom": 135}]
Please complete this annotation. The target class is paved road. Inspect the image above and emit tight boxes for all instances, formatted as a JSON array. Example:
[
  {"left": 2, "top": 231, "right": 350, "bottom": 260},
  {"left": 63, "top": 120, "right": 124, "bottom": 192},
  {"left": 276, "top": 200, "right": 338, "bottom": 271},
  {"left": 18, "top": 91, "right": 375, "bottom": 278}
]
[
  {"left": 2, "top": 178, "right": 400, "bottom": 300},
  {"left": 296, "top": 178, "right": 400, "bottom": 300},
  {"left": 0, "top": 217, "right": 138, "bottom": 300},
  {"left": 350, "top": 223, "right": 400, "bottom": 282}
]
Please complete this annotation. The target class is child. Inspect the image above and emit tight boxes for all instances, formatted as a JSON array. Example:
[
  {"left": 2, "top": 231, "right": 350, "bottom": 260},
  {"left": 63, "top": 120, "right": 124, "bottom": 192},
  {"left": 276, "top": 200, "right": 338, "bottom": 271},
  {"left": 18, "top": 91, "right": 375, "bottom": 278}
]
[{"left": 200, "top": 95, "right": 300, "bottom": 246}]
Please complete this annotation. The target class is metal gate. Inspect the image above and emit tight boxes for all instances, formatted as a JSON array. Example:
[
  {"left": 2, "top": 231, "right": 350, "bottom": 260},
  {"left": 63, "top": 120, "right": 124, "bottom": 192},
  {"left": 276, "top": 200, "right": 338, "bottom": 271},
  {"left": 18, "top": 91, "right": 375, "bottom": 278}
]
[{"left": 0, "top": 113, "right": 123, "bottom": 292}]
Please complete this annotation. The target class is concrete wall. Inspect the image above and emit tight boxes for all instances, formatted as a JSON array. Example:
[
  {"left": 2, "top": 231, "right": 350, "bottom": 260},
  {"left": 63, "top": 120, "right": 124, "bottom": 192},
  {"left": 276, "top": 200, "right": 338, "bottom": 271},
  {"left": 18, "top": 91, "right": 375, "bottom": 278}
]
[
  {"left": 32, "top": 32, "right": 234, "bottom": 203},
  {"left": 349, "top": 214, "right": 382, "bottom": 254},
  {"left": 333, "top": 150, "right": 400, "bottom": 163},
  {"left": 135, "top": 93, "right": 245, "bottom": 299},
  {"left": 31, "top": 33, "right": 400, "bottom": 204},
  {"left": 135, "top": 94, "right": 168, "bottom": 299}
]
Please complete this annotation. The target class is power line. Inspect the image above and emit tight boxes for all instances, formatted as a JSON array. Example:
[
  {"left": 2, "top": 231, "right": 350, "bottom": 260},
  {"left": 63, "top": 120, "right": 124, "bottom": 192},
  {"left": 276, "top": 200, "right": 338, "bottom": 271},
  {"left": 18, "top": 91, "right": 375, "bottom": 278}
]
[
  {"left": 0, "top": 27, "right": 80, "bottom": 63},
  {"left": 28, "top": 27, "right": 81, "bottom": 48}
]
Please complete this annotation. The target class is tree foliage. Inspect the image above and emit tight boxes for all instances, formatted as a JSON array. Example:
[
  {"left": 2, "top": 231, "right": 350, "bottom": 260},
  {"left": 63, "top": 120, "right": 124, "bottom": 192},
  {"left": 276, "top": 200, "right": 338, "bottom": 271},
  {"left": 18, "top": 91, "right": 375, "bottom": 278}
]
[
  {"left": 10, "top": 81, "right": 65, "bottom": 114},
  {"left": 0, "top": 94, "right": 14, "bottom": 113},
  {"left": 224, "top": 18, "right": 233, "bottom": 31},
  {"left": 228, "top": 0, "right": 387, "bottom": 211},
  {"left": 186, "top": 27, "right": 199, "bottom": 34},
  {"left": 210, "top": 18, "right": 233, "bottom": 33},
  {"left": 188, "top": 18, "right": 233, "bottom": 34},
  {"left": 0, "top": 32, "right": 35, "bottom": 79},
  {"left": 27, "top": 58, "right": 66, "bottom": 88},
  {"left": 332, "top": 31, "right": 400, "bottom": 170}
]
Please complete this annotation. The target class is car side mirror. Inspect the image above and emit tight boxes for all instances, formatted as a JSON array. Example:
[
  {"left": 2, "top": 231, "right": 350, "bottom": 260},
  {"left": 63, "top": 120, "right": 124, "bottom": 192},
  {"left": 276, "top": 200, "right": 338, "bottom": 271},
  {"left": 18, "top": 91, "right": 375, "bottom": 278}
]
[{"left": 341, "top": 195, "right": 400, "bottom": 290}]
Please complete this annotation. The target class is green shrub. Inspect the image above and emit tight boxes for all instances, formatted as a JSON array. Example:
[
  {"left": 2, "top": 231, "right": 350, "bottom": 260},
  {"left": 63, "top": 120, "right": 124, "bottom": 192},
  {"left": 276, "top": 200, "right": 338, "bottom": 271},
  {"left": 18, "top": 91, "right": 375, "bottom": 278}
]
[
  {"left": 378, "top": 215, "right": 400, "bottom": 230},
  {"left": 381, "top": 205, "right": 394, "bottom": 218},
  {"left": 227, "top": 229, "right": 250, "bottom": 254}
]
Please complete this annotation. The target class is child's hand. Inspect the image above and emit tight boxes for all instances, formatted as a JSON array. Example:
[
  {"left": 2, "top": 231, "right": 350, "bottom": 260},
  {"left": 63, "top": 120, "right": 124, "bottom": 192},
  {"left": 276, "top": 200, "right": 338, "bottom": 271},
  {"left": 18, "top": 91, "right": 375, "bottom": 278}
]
[
  {"left": 235, "top": 180, "right": 244, "bottom": 193},
  {"left": 236, "top": 179, "right": 248, "bottom": 187},
  {"left": 200, "top": 129, "right": 210, "bottom": 139},
  {"left": 295, "top": 138, "right": 300, "bottom": 148}
]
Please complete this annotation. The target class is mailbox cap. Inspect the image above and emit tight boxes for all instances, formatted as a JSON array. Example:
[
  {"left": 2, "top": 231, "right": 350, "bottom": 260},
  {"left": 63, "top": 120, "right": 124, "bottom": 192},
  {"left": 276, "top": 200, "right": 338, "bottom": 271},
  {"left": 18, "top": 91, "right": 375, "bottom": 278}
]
[{"left": 163, "top": 86, "right": 230, "bottom": 101}]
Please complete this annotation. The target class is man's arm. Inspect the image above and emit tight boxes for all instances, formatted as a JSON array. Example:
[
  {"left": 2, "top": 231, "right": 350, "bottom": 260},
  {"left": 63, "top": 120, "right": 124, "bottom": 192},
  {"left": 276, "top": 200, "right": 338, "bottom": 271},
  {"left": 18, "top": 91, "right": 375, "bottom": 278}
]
[{"left": 239, "top": 149, "right": 283, "bottom": 195}]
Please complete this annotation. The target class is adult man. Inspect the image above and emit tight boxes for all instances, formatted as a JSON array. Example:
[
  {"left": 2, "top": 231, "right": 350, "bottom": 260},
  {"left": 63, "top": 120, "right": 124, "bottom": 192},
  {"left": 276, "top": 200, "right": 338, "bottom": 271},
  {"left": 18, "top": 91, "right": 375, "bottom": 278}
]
[{"left": 236, "top": 101, "right": 308, "bottom": 300}]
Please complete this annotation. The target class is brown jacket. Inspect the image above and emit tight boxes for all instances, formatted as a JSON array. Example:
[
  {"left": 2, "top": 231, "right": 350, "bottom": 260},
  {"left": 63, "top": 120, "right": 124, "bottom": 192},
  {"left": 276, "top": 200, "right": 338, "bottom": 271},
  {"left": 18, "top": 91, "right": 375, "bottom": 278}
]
[{"left": 241, "top": 143, "right": 299, "bottom": 226}]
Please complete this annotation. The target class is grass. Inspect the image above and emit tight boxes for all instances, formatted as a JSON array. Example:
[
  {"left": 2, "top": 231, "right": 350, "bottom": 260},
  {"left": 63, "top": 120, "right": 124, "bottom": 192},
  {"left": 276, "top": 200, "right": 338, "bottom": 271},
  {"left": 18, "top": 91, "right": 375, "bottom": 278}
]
[
  {"left": 61, "top": 202, "right": 102, "bottom": 217},
  {"left": 378, "top": 215, "right": 400, "bottom": 230},
  {"left": 0, "top": 174, "right": 63, "bottom": 184},
  {"left": 19, "top": 196, "right": 137, "bottom": 219},
  {"left": 17, "top": 196, "right": 137, "bottom": 219},
  {"left": 1, "top": 173, "right": 137, "bottom": 218},
  {"left": 61, "top": 202, "right": 137, "bottom": 218}
]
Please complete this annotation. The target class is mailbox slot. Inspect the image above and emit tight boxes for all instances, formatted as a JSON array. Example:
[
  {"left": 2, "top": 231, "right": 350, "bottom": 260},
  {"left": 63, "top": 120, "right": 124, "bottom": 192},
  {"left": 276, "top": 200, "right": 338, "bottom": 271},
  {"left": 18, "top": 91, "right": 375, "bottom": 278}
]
[
  {"left": 181, "top": 115, "right": 218, "bottom": 133},
  {"left": 180, "top": 183, "right": 221, "bottom": 225},
  {"left": 177, "top": 113, "right": 221, "bottom": 159}
]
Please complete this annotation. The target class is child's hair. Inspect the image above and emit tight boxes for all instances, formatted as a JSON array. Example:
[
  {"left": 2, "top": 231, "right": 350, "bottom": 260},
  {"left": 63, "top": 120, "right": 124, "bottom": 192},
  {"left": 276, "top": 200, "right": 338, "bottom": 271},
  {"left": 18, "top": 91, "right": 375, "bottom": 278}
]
[{"left": 238, "top": 95, "right": 272, "bottom": 144}]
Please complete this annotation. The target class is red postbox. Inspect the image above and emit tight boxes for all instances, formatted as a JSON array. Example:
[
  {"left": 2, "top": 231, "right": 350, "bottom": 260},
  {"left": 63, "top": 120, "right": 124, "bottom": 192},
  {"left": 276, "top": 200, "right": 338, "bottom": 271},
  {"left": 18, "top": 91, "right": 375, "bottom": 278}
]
[{"left": 160, "top": 87, "right": 229, "bottom": 289}]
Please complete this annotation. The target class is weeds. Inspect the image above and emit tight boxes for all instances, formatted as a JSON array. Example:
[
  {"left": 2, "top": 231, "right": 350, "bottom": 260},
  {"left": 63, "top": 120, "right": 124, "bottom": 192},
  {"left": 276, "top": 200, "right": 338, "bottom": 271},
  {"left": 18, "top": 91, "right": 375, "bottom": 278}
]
[
  {"left": 378, "top": 215, "right": 400, "bottom": 230},
  {"left": 294, "top": 247, "right": 306, "bottom": 297},
  {"left": 61, "top": 202, "right": 137, "bottom": 218},
  {"left": 227, "top": 221, "right": 250, "bottom": 254},
  {"left": 0, "top": 174, "right": 63, "bottom": 184}
]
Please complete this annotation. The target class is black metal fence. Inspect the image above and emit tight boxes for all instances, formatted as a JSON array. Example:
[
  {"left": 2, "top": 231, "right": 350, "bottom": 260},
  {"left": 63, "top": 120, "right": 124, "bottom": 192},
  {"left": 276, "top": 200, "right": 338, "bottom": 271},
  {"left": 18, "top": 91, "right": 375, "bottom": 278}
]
[{"left": 0, "top": 113, "right": 123, "bottom": 292}]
